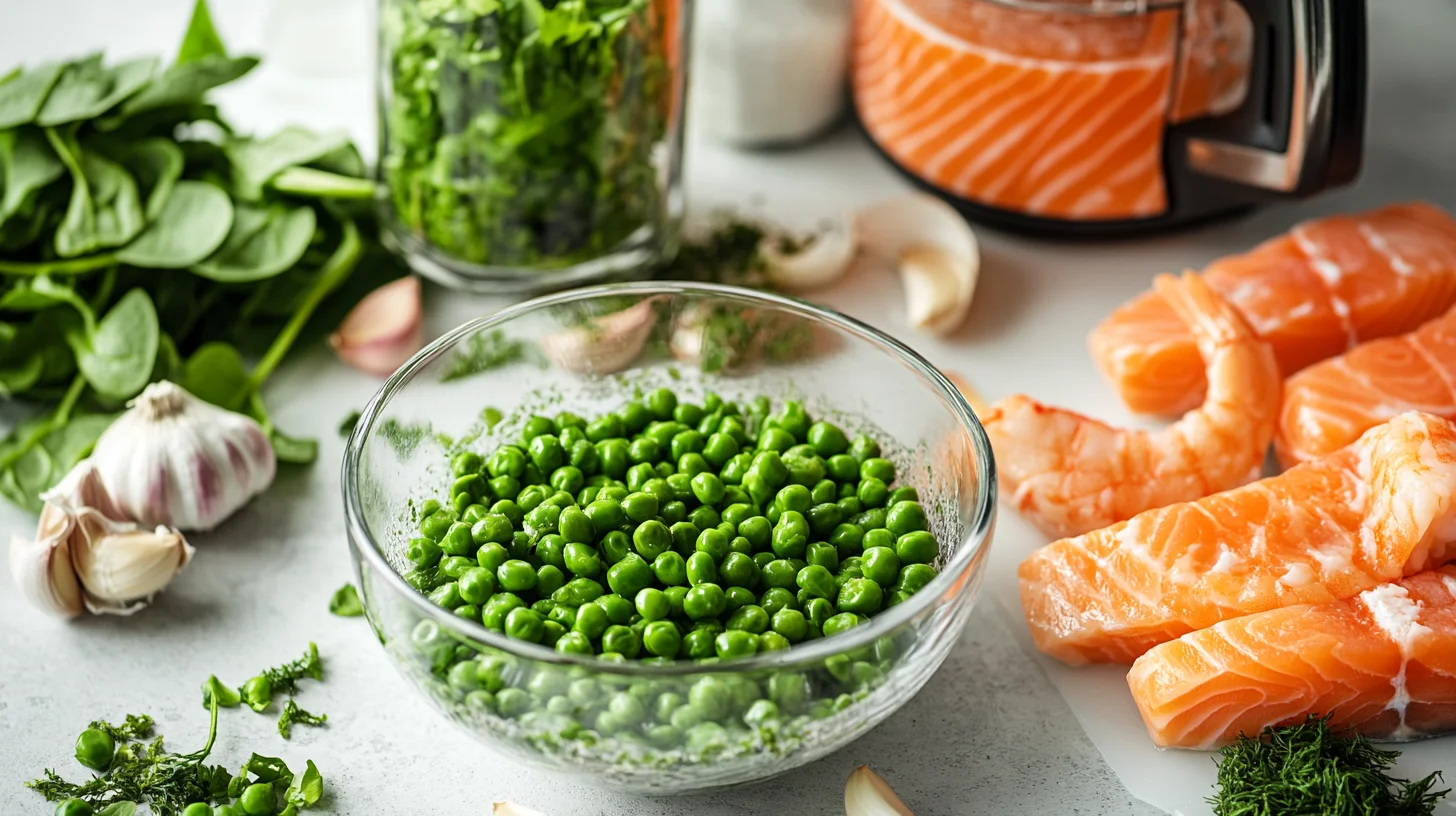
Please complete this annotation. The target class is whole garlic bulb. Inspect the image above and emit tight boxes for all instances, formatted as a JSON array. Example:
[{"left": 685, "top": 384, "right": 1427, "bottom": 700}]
[{"left": 91, "top": 381, "right": 276, "bottom": 531}]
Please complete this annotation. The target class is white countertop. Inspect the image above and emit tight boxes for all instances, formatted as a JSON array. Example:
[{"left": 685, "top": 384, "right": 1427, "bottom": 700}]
[{"left": 2, "top": 2, "right": 1454, "bottom": 814}]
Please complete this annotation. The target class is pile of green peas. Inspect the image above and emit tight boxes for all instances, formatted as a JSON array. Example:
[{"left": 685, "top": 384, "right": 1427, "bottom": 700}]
[{"left": 405, "top": 389, "right": 941, "bottom": 663}]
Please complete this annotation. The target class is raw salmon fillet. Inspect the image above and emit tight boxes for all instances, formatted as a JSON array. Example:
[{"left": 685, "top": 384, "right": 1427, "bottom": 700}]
[
  {"left": 1090, "top": 202, "right": 1456, "bottom": 415},
  {"left": 1019, "top": 412, "right": 1456, "bottom": 665},
  {"left": 852, "top": 0, "right": 1179, "bottom": 220},
  {"left": 1128, "top": 566, "right": 1456, "bottom": 749},
  {"left": 1277, "top": 307, "right": 1456, "bottom": 468}
]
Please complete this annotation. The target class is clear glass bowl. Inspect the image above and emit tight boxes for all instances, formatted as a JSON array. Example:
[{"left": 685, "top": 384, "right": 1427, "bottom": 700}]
[
  {"left": 375, "top": 0, "right": 692, "bottom": 294},
  {"left": 342, "top": 282, "right": 996, "bottom": 793}
]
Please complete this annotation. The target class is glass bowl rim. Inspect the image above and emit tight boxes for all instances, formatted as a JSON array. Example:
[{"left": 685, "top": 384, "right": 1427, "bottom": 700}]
[{"left": 342, "top": 280, "right": 997, "bottom": 677}]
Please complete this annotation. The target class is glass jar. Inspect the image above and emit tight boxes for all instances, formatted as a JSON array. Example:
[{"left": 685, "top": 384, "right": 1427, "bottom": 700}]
[{"left": 377, "top": 0, "right": 691, "bottom": 293}]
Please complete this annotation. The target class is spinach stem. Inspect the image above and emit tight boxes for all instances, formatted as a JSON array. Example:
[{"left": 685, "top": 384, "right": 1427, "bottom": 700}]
[
  {"left": 269, "top": 167, "right": 377, "bottom": 200},
  {"left": 0, "top": 375, "right": 86, "bottom": 472},
  {"left": 0, "top": 254, "right": 118, "bottom": 277}
]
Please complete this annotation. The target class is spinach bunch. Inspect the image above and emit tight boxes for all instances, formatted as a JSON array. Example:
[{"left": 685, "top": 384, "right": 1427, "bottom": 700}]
[
  {"left": 0, "top": 0, "right": 391, "bottom": 511},
  {"left": 379, "top": 0, "right": 672, "bottom": 269}
]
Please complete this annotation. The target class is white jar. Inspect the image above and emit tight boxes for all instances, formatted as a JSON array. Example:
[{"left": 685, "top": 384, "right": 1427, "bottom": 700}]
[{"left": 692, "top": 0, "right": 854, "bottom": 147}]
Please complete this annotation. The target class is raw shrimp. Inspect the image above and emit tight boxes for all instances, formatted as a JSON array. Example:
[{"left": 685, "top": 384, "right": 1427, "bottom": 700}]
[{"left": 983, "top": 271, "right": 1280, "bottom": 540}]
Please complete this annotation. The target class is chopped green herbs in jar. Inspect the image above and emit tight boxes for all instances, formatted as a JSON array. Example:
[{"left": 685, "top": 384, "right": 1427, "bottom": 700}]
[{"left": 378, "top": 0, "right": 684, "bottom": 273}]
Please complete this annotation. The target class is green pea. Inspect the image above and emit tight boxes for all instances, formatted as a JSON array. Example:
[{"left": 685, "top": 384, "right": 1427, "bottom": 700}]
[
  {"left": 770, "top": 484, "right": 807, "bottom": 514},
  {"left": 658, "top": 472, "right": 689, "bottom": 502},
  {"left": 619, "top": 492, "right": 657, "bottom": 524},
  {"left": 626, "top": 437, "right": 659, "bottom": 465},
  {"left": 536, "top": 565, "right": 566, "bottom": 597},
  {"left": 810, "top": 479, "right": 839, "bottom": 506},
  {"left": 635, "top": 587, "right": 670, "bottom": 621},
  {"left": 804, "top": 420, "right": 848, "bottom": 457},
  {"left": 650, "top": 550, "right": 688, "bottom": 586},
  {"left": 681, "top": 627, "right": 717, "bottom": 659},
  {"left": 683, "top": 583, "right": 727, "bottom": 620},
  {"left": 629, "top": 519, "right": 670, "bottom": 560},
  {"left": 521, "top": 415, "right": 557, "bottom": 444},
  {"left": 607, "top": 553, "right": 654, "bottom": 598},
  {"left": 714, "top": 629, "right": 759, "bottom": 660},
  {"left": 848, "top": 434, "right": 880, "bottom": 463},
  {"left": 695, "top": 527, "right": 730, "bottom": 562},
  {"left": 670, "top": 521, "right": 700, "bottom": 555},
  {"left": 895, "top": 531, "right": 938, "bottom": 565},
  {"left": 703, "top": 432, "right": 740, "bottom": 467},
  {"left": 625, "top": 462, "right": 655, "bottom": 492},
  {"left": 505, "top": 607, "right": 546, "bottom": 642},
  {"left": 647, "top": 387, "right": 678, "bottom": 420},
  {"left": 428, "top": 582, "right": 464, "bottom": 609},
  {"left": 774, "top": 401, "right": 812, "bottom": 439},
  {"left": 496, "top": 687, "right": 532, "bottom": 718},
  {"left": 661, "top": 500, "right": 688, "bottom": 525},
  {"left": 587, "top": 414, "right": 625, "bottom": 442},
  {"left": 457, "top": 567, "right": 496, "bottom": 604},
  {"left": 852, "top": 507, "right": 889, "bottom": 530},
  {"left": 540, "top": 619, "right": 568, "bottom": 647},
  {"left": 687, "top": 504, "right": 721, "bottom": 531},
  {"left": 240, "top": 781, "right": 276, "bottom": 815},
  {"left": 672, "top": 401, "right": 705, "bottom": 427},
  {"left": 686, "top": 551, "right": 719, "bottom": 586},
  {"left": 861, "top": 546, "right": 900, "bottom": 587},
  {"left": 643, "top": 620, "right": 681, "bottom": 658},
  {"left": 771, "top": 511, "right": 809, "bottom": 559},
  {"left": 525, "top": 503, "right": 561, "bottom": 535},
  {"left": 569, "top": 439, "right": 601, "bottom": 476},
  {"left": 837, "top": 577, "right": 884, "bottom": 615},
  {"left": 562, "top": 542, "right": 601, "bottom": 578},
  {"left": 640, "top": 477, "right": 672, "bottom": 504},
  {"left": 482, "top": 593, "right": 526, "bottom": 630},
  {"left": 718, "top": 503, "right": 751, "bottom": 528},
  {"left": 573, "top": 602, "right": 609, "bottom": 639},
  {"left": 824, "top": 453, "right": 858, "bottom": 482},
  {"left": 532, "top": 534, "right": 564, "bottom": 570},
  {"left": 664, "top": 585, "right": 689, "bottom": 619},
  {"left": 749, "top": 451, "right": 789, "bottom": 487},
  {"left": 803, "top": 597, "right": 834, "bottom": 627},
  {"left": 718, "top": 551, "right": 759, "bottom": 588},
  {"left": 806, "top": 543, "right": 839, "bottom": 573},
  {"left": 829, "top": 523, "right": 866, "bottom": 558},
  {"left": 508, "top": 531, "right": 532, "bottom": 560},
  {"left": 602, "top": 625, "right": 641, "bottom": 658},
  {"left": 600, "top": 530, "right": 632, "bottom": 565},
  {"left": 858, "top": 456, "right": 894, "bottom": 483},
  {"left": 686, "top": 471, "right": 723, "bottom": 505},
  {"left": 439, "top": 555, "right": 474, "bottom": 579},
  {"left": 550, "top": 465, "right": 585, "bottom": 495},
  {"left": 737, "top": 516, "right": 772, "bottom": 551},
  {"left": 490, "top": 499, "right": 525, "bottom": 526},
  {"left": 761, "top": 559, "right": 798, "bottom": 589},
  {"left": 530, "top": 598, "right": 557, "bottom": 616},
  {"left": 599, "top": 484, "right": 628, "bottom": 502},
  {"left": 519, "top": 485, "right": 550, "bottom": 511},
  {"left": 897, "top": 563, "right": 939, "bottom": 594},
  {"left": 182, "top": 803, "right": 212, "bottom": 816},
  {"left": 495, "top": 559, "right": 536, "bottom": 593},
  {"left": 759, "top": 587, "right": 797, "bottom": 615},
  {"left": 837, "top": 496, "right": 864, "bottom": 516},
  {"left": 670, "top": 430, "right": 705, "bottom": 460},
  {"left": 795, "top": 564, "right": 835, "bottom": 600},
  {"left": 722, "top": 485, "right": 752, "bottom": 507},
  {"left": 724, "top": 603, "right": 770, "bottom": 634},
  {"left": 489, "top": 475, "right": 521, "bottom": 501},
  {"left": 720, "top": 452, "right": 753, "bottom": 484},
  {"left": 557, "top": 577, "right": 605, "bottom": 607},
  {"left": 807, "top": 503, "right": 845, "bottom": 538},
  {"left": 741, "top": 473, "right": 773, "bottom": 507},
  {"left": 729, "top": 535, "right": 754, "bottom": 556},
  {"left": 784, "top": 455, "right": 826, "bottom": 488},
  {"left": 451, "top": 471, "right": 486, "bottom": 501},
  {"left": 886, "top": 501, "right": 929, "bottom": 537},
  {"left": 721, "top": 585, "right": 753, "bottom": 614},
  {"left": 73, "top": 727, "right": 114, "bottom": 772},
  {"left": 526, "top": 435, "right": 565, "bottom": 473},
  {"left": 823, "top": 612, "right": 863, "bottom": 637},
  {"left": 597, "top": 593, "right": 635, "bottom": 624},
  {"left": 548, "top": 604, "right": 577, "bottom": 628},
  {"left": 556, "top": 632, "right": 594, "bottom": 655},
  {"left": 857, "top": 477, "right": 889, "bottom": 509},
  {"left": 763, "top": 607, "right": 805, "bottom": 642},
  {"left": 597, "top": 439, "right": 630, "bottom": 478},
  {"left": 407, "top": 537, "right": 443, "bottom": 569},
  {"left": 419, "top": 509, "right": 453, "bottom": 541}
]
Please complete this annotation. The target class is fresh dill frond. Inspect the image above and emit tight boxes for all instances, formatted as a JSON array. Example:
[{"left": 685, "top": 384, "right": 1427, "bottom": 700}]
[
  {"left": 1210, "top": 715, "right": 1449, "bottom": 816},
  {"left": 260, "top": 642, "right": 324, "bottom": 697},
  {"left": 277, "top": 700, "right": 328, "bottom": 740}
]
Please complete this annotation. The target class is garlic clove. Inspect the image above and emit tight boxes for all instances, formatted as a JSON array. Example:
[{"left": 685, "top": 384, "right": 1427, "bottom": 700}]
[
  {"left": 492, "top": 802, "right": 548, "bottom": 816},
  {"left": 761, "top": 216, "right": 858, "bottom": 291},
  {"left": 540, "top": 299, "right": 657, "bottom": 375},
  {"left": 329, "top": 276, "right": 425, "bottom": 376},
  {"left": 844, "top": 765, "right": 917, "bottom": 816},
  {"left": 856, "top": 194, "right": 980, "bottom": 336},
  {"left": 70, "top": 511, "right": 194, "bottom": 616},
  {"left": 41, "top": 459, "right": 126, "bottom": 521},
  {"left": 90, "top": 381, "right": 276, "bottom": 532},
  {"left": 9, "top": 531, "right": 84, "bottom": 619}
]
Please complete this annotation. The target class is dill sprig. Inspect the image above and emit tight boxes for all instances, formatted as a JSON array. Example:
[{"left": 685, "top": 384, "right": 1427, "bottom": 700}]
[
  {"left": 1211, "top": 715, "right": 1450, "bottom": 816},
  {"left": 27, "top": 698, "right": 230, "bottom": 816},
  {"left": 260, "top": 642, "right": 324, "bottom": 697},
  {"left": 277, "top": 700, "right": 328, "bottom": 740}
]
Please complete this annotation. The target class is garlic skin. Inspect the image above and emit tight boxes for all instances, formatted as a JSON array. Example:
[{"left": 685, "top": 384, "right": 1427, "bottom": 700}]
[
  {"left": 844, "top": 765, "right": 916, "bottom": 816},
  {"left": 330, "top": 276, "right": 425, "bottom": 376},
  {"left": 8, "top": 520, "right": 84, "bottom": 619},
  {"left": 761, "top": 217, "right": 858, "bottom": 291},
  {"left": 492, "top": 803, "right": 548, "bottom": 816},
  {"left": 90, "top": 381, "right": 277, "bottom": 531},
  {"left": 857, "top": 194, "right": 980, "bottom": 336},
  {"left": 70, "top": 513, "right": 193, "bottom": 616}
]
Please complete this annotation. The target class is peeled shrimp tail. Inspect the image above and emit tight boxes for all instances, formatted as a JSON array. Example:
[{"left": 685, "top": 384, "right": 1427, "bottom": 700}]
[{"left": 984, "top": 272, "right": 1281, "bottom": 540}]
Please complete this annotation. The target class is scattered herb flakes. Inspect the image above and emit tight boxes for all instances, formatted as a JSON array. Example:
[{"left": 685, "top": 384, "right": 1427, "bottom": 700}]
[
  {"left": 654, "top": 219, "right": 769, "bottom": 286},
  {"left": 337, "top": 410, "right": 362, "bottom": 438},
  {"left": 277, "top": 700, "right": 328, "bottom": 741},
  {"left": 328, "top": 583, "right": 364, "bottom": 617},
  {"left": 439, "top": 329, "right": 527, "bottom": 382},
  {"left": 1211, "top": 716, "right": 1449, "bottom": 816},
  {"left": 379, "top": 418, "right": 431, "bottom": 457},
  {"left": 380, "top": 0, "right": 671, "bottom": 269}
]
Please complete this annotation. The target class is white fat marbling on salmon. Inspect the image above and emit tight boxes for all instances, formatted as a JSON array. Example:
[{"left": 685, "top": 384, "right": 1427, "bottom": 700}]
[
  {"left": 1292, "top": 226, "right": 1359, "bottom": 350},
  {"left": 1278, "top": 562, "right": 1316, "bottom": 588},
  {"left": 1209, "top": 549, "right": 1243, "bottom": 574},
  {"left": 1358, "top": 221, "right": 1417, "bottom": 276},
  {"left": 1361, "top": 583, "right": 1432, "bottom": 740}
]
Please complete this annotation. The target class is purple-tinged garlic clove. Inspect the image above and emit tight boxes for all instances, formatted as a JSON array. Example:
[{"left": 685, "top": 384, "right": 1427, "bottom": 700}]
[
  {"left": 330, "top": 276, "right": 425, "bottom": 377},
  {"left": 540, "top": 299, "right": 657, "bottom": 375}
]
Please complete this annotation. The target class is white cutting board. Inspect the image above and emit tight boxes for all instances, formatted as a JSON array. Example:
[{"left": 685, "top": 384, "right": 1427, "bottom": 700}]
[{"left": 986, "top": 510, "right": 1456, "bottom": 816}]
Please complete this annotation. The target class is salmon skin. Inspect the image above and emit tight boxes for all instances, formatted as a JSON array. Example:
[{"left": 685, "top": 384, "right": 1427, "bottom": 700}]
[
  {"left": 1019, "top": 412, "right": 1456, "bottom": 666},
  {"left": 1090, "top": 202, "right": 1456, "bottom": 415},
  {"left": 1278, "top": 306, "right": 1456, "bottom": 468},
  {"left": 1128, "top": 566, "right": 1456, "bottom": 749}
]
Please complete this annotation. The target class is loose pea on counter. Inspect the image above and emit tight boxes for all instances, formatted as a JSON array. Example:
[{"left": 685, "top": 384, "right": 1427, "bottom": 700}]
[{"left": 405, "top": 390, "right": 941, "bottom": 662}]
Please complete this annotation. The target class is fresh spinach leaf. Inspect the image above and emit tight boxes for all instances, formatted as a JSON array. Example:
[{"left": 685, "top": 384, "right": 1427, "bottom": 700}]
[
  {"left": 0, "top": 278, "right": 82, "bottom": 311},
  {"left": 111, "top": 137, "right": 184, "bottom": 219},
  {"left": 96, "top": 802, "right": 138, "bottom": 816},
  {"left": 67, "top": 288, "right": 159, "bottom": 399},
  {"left": 36, "top": 55, "right": 158, "bottom": 126},
  {"left": 192, "top": 202, "right": 315, "bottom": 282},
  {"left": 269, "top": 166, "right": 375, "bottom": 200},
  {"left": 117, "top": 180, "right": 233, "bottom": 267},
  {"left": 48, "top": 129, "right": 145, "bottom": 257},
  {"left": 176, "top": 0, "right": 230, "bottom": 66},
  {"left": 283, "top": 759, "right": 324, "bottom": 807},
  {"left": 116, "top": 55, "right": 258, "bottom": 121},
  {"left": 0, "top": 62, "right": 66, "bottom": 129},
  {"left": 0, "top": 348, "right": 43, "bottom": 396},
  {"left": 328, "top": 584, "right": 364, "bottom": 617},
  {"left": 224, "top": 126, "right": 350, "bottom": 201},
  {"left": 269, "top": 429, "right": 318, "bottom": 464},
  {"left": 0, "top": 128, "right": 65, "bottom": 221},
  {"left": 0, "top": 410, "right": 114, "bottom": 512},
  {"left": 181, "top": 341, "right": 248, "bottom": 410}
]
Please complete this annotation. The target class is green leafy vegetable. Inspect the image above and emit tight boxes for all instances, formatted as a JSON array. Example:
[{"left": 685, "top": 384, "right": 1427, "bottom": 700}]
[
  {"left": 225, "top": 126, "right": 351, "bottom": 201},
  {"left": 192, "top": 202, "right": 316, "bottom": 282},
  {"left": 175, "top": 0, "right": 229, "bottom": 65},
  {"left": 328, "top": 583, "right": 364, "bottom": 617},
  {"left": 379, "top": 0, "right": 673, "bottom": 268},
  {"left": 66, "top": 288, "right": 160, "bottom": 400},
  {"left": 110, "top": 137, "right": 184, "bottom": 219},
  {"left": 1211, "top": 716, "right": 1449, "bottom": 816},
  {"left": 96, "top": 802, "right": 138, "bottom": 816},
  {"left": 48, "top": 129, "right": 146, "bottom": 257},
  {"left": 337, "top": 410, "right": 361, "bottom": 438},
  {"left": 277, "top": 701, "right": 328, "bottom": 740},
  {"left": 86, "top": 714, "right": 156, "bottom": 744},
  {"left": 36, "top": 55, "right": 158, "bottom": 127},
  {"left": 0, "top": 128, "right": 65, "bottom": 221},
  {"left": 0, "top": 62, "right": 65, "bottom": 129},
  {"left": 284, "top": 759, "right": 324, "bottom": 807},
  {"left": 115, "top": 180, "right": 233, "bottom": 267},
  {"left": 259, "top": 643, "right": 324, "bottom": 696}
]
